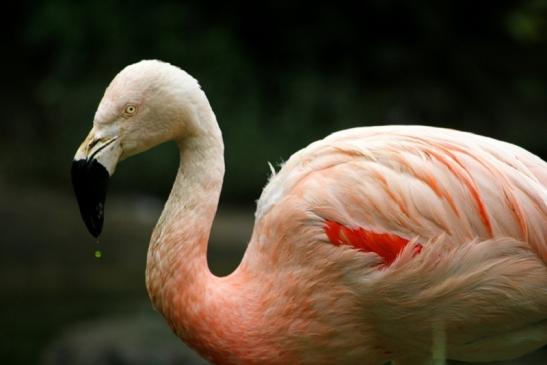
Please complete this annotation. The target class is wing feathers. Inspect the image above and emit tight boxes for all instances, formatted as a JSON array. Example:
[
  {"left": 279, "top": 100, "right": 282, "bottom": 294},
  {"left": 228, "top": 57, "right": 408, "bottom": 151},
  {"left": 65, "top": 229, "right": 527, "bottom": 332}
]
[
  {"left": 324, "top": 220, "right": 422, "bottom": 266},
  {"left": 255, "top": 125, "right": 547, "bottom": 263}
]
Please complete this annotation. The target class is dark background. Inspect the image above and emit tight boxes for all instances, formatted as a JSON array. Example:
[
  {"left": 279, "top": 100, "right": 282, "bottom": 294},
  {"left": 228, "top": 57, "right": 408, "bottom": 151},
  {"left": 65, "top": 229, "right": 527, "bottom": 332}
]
[{"left": 2, "top": 1, "right": 546, "bottom": 364}]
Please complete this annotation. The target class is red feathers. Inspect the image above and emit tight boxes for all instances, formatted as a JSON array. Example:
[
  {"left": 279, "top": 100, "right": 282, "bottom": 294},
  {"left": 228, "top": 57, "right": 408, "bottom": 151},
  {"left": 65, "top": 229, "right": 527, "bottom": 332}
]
[{"left": 324, "top": 220, "right": 421, "bottom": 265}]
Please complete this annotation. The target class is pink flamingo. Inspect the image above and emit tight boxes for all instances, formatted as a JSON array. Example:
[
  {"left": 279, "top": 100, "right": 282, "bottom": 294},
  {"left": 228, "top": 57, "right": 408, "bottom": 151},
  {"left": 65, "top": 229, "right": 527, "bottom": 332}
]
[{"left": 71, "top": 60, "right": 547, "bottom": 365}]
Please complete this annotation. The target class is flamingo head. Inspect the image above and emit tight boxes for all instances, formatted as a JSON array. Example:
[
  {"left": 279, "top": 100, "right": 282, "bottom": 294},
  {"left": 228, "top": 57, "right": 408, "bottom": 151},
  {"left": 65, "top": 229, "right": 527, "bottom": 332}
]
[{"left": 71, "top": 60, "right": 205, "bottom": 237}]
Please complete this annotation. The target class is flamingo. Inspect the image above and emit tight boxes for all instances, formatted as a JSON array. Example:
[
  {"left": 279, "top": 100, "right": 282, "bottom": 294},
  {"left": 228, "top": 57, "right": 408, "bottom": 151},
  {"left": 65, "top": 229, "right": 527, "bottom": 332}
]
[{"left": 71, "top": 60, "right": 547, "bottom": 365}]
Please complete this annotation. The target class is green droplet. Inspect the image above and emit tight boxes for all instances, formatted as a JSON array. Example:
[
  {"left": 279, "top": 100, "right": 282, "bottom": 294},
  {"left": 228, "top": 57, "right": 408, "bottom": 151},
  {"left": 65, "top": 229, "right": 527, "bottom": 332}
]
[{"left": 95, "top": 250, "right": 102, "bottom": 259}]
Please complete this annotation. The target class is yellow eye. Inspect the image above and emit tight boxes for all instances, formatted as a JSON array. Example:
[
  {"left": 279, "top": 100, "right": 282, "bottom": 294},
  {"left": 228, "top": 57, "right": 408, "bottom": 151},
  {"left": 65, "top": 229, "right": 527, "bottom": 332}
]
[{"left": 123, "top": 104, "right": 137, "bottom": 116}]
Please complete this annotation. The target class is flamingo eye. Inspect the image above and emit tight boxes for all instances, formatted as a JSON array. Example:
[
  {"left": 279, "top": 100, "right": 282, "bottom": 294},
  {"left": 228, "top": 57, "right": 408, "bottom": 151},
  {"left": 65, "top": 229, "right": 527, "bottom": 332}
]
[{"left": 123, "top": 104, "right": 137, "bottom": 117}]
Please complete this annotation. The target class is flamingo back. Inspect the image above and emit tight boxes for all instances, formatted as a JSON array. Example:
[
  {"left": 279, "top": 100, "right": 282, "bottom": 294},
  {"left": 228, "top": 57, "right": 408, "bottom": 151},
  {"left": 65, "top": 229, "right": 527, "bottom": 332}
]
[
  {"left": 235, "top": 125, "right": 547, "bottom": 362},
  {"left": 255, "top": 125, "right": 547, "bottom": 262}
]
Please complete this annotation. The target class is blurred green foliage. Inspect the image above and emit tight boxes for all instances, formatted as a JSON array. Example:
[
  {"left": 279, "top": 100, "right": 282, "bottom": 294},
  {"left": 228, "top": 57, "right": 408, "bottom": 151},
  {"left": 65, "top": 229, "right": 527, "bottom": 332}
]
[
  {"left": 505, "top": 0, "right": 547, "bottom": 43},
  {"left": 4, "top": 0, "right": 547, "bottom": 202}
]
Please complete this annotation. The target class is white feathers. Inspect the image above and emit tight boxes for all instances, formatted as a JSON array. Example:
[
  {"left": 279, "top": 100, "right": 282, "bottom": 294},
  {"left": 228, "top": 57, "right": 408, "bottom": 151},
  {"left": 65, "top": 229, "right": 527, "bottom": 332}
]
[
  {"left": 268, "top": 161, "right": 277, "bottom": 178},
  {"left": 255, "top": 125, "right": 547, "bottom": 262}
]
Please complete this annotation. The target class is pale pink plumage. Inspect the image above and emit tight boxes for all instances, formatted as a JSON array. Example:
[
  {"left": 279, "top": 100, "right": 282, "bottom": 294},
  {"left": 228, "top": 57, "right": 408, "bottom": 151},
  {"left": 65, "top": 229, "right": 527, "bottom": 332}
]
[{"left": 74, "top": 61, "right": 547, "bottom": 365}]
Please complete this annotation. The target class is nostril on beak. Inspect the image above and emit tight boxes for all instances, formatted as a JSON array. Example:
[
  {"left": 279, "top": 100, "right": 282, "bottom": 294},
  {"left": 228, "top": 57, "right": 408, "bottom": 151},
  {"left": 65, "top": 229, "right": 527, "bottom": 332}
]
[
  {"left": 88, "top": 137, "right": 118, "bottom": 161},
  {"left": 87, "top": 138, "right": 100, "bottom": 151}
]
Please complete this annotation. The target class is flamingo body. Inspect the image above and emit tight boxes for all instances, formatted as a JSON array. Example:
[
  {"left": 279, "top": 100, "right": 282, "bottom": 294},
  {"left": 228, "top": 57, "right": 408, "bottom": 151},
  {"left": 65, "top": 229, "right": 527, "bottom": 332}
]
[
  {"left": 241, "top": 125, "right": 547, "bottom": 364},
  {"left": 71, "top": 60, "right": 547, "bottom": 365}
]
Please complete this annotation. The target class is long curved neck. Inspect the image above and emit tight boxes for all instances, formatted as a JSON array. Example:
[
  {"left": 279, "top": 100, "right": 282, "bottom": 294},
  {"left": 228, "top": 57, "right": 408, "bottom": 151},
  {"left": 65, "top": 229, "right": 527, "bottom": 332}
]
[
  {"left": 144, "top": 97, "right": 263, "bottom": 363},
  {"left": 146, "top": 133, "right": 223, "bottom": 293},
  {"left": 145, "top": 93, "right": 224, "bottom": 313}
]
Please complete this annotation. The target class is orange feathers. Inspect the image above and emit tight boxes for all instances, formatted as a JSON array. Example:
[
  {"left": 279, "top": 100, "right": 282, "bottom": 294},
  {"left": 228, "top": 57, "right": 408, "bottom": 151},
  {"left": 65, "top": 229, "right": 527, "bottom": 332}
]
[{"left": 324, "top": 220, "right": 421, "bottom": 265}]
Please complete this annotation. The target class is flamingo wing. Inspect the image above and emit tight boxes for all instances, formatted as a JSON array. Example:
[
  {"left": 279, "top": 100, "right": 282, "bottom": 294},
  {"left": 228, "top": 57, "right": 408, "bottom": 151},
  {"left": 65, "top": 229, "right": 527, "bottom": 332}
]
[
  {"left": 244, "top": 125, "right": 547, "bottom": 362},
  {"left": 255, "top": 125, "right": 547, "bottom": 265}
]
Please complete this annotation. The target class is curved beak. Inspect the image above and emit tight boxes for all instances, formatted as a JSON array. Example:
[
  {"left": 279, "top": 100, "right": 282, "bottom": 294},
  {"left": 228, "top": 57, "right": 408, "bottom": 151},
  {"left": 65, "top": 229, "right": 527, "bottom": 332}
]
[{"left": 71, "top": 129, "right": 122, "bottom": 237}]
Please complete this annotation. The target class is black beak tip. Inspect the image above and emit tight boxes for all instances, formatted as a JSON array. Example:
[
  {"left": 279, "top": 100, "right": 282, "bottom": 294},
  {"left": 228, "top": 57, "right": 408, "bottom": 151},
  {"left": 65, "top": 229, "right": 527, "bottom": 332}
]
[
  {"left": 86, "top": 208, "right": 103, "bottom": 238},
  {"left": 71, "top": 159, "right": 110, "bottom": 238}
]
